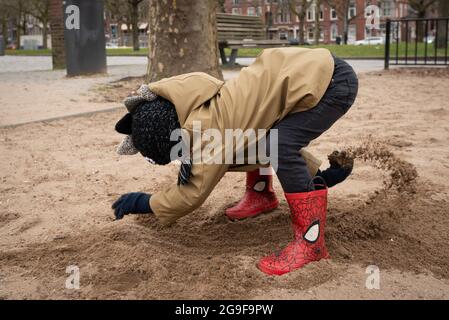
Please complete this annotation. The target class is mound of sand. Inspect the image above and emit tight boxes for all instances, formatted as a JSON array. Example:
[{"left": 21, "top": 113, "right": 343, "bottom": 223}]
[{"left": 1, "top": 69, "right": 449, "bottom": 299}]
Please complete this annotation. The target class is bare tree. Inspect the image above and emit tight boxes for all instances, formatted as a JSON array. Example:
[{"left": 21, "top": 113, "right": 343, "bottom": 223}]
[
  {"left": 217, "top": 0, "right": 226, "bottom": 13},
  {"left": 49, "top": 0, "right": 65, "bottom": 69},
  {"left": 0, "top": 0, "right": 12, "bottom": 45},
  {"left": 3, "top": 0, "right": 26, "bottom": 49},
  {"left": 436, "top": 0, "right": 448, "bottom": 48},
  {"left": 409, "top": 0, "right": 438, "bottom": 41},
  {"left": 326, "top": 0, "right": 364, "bottom": 44},
  {"left": 28, "top": 0, "right": 50, "bottom": 49},
  {"left": 128, "top": 0, "right": 144, "bottom": 51},
  {"left": 287, "top": 0, "right": 312, "bottom": 44},
  {"left": 105, "top": 0, "right": 148, "bottom": 49},
  {"left": 409, "top": 0, "right": 438, "bottom": 19},
  {"left": 105, "top": 0, "right": 129, "bottom": 46},
  {"left": 147, "top": 0, "right": 222, "bottom": 81},
  {"left": 314, "top": 0, "right": 322, "bottom": 44}
]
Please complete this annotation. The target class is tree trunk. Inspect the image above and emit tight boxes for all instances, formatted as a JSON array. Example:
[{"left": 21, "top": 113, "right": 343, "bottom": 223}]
[
  {"left": 298, "top": 12, "right": 305, "bottom": 44},
  {"left": 343, "top": 4, "right": 349, "bottom": 45},
  {"left": 437, "top": 0, "right": 448, "bottom": 48},
  {"left": 131, "top": 2, "right": 140, "bottom": 51},
  {"left": 314, "top": 0, "right": 321, "bottom": 45},
  {"left": 147, "top": 0, "right": 223, "bottom": 82},
  {"left": 42, "top": 20, "right": 48, "bottom": 49},
  {"left": 16, "top": 20, "right": 21, "bottom": 49},
  {"left": 118, "top": 22, "right": 124, "bottom": 47},
  {"left": 1, "top": 15, "right": 7, "bottom": 46},
  {"left": 49, "top": 0, "right": 66, "bottom": 69},
  {"left": 416, "top": 11, "right": 426, "bottom": 42}
]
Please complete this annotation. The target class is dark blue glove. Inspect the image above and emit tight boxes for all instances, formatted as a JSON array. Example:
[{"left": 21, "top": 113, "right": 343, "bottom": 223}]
[
  {"left": 316, "top": 166, "right": 352, "bottom": 188},
  {"left": 316, "top": 150, "right": 354, "bottom": 188},
  {"left": 112, "top": 192, "right": 152, "bottom": 220}
]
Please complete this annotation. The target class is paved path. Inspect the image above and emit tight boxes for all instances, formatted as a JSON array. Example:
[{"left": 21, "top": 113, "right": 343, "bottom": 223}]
[
  {"left": 0, "top": 55, "right": 384, "bottom": 127},
  {"left": 0, "top": 64, "right": 146, "bottom": 127},
  {"left": 0, "top": 55, "right": 384, "bottom": 74},
  {"left": 0, "top": 56, "right": 148, "bottom": 73}
]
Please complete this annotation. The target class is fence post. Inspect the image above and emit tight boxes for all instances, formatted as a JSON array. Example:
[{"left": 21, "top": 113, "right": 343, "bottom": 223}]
[
  {"left": 384, "top": 19, "right": 391, "bottom": 70},
  {"left": 0, "top": 36, "right": 5, "bottom": 56}
]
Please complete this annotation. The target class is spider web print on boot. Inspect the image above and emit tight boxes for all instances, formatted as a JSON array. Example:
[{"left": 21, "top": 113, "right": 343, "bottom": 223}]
[
  {"left": 257, "top": 188, "right": 329, "bottom": 276},
  {"left": 226, "top": 170, "right": 279, "bottom": 220}
]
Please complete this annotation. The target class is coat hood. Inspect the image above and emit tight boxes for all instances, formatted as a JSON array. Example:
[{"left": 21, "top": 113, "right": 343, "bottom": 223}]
[{"left": 148, "top": 72, "right": 224, "bottom": 127}]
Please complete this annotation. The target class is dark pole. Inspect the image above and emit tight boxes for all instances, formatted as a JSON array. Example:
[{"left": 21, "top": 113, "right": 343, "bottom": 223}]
[
  {"left": 63, "top": 0, "right": 107, "bottom": 76},
  {"left": 405, "top": 20, "right": 409, "bottom": 64},
  {"left": 384, "top": 19, "right": 391, "bottom": 70},
  {"left": 444, "top": 19, "right": 449, "bottom": 64},
  {"left": 266, "top": 0, "right": 273, "bottom": 39}
]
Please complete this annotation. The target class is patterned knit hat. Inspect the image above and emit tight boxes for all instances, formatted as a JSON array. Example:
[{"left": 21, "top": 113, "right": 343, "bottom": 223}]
[
  {"left": 115, "top": 85, "right": 192, "bottom": 184},
  {"left": 131, "top": 98, "right": 181, "bottom": 165}
]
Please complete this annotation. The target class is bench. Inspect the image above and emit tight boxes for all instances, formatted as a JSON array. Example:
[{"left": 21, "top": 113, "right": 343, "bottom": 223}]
[{"left": 217, "top": 13, "right": 290, "bottom": 67}]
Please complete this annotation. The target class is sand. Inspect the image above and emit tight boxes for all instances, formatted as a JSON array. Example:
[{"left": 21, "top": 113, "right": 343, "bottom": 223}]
[{"left": 1, "top": 68, "right": 449, "bottom": 299}]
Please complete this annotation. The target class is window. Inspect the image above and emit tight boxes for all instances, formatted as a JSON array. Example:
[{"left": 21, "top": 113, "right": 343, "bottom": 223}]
[
  {"left": 247, "top": 7, "right": 256, "bottom": 16},
  {"left": 279, "top": 31, "right": 288, "bottom": 40},
  {"left": 232, "top": 0, "right": 240, "bottom": 5},
  {"left": 308, "top": 27, "right": 314, "bottom": 41},
  {"left": 331, "top": 23, "right": 338, "bottom": 40},
  {"left": 307, "top": 4, "right": 323, "bottom": 21},
  {"left": 382, "top": 0, "right": 394, "bottom": 17},
  {"left": 232, "top": 7, "right": 242, "bottom": 15},
  {"left": 307, "top": 8, "right": 314, "bottom": 21},
  {"left": 256, "top": 6, "right": 262, "bottom": 16},
  {"left": 277, "top": 9, "right": 290, "bottom": 23},
  {"left": 348, "top": 1, "right": 356, "bottom": 19},
  {"left": 330, "top": 8, "right": 337, "bottom": 20},
  {"left": 307, "top": 26, "right": 323, "bottom": 42},
  {"left": 348, "top": 24, "right": 357, "bottom": 43}
]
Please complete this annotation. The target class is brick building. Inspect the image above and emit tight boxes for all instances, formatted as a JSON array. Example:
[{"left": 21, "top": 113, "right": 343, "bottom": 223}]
[{"left": 223, "top": 0, "right": 411, "bottom": 44}]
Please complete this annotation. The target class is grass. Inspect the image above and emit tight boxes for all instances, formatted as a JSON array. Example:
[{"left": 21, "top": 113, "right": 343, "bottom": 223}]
[
  {"left": 225, "top": 43, "right": 449, "bottom": 58},
  {"left": 5, "top": 48, "right": 52, "bottom": 56},
  {"left": 5, "top": 43, "right": 449, "bottom": 59}
]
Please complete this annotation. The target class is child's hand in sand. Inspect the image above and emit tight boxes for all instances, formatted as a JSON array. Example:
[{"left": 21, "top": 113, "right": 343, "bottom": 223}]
[
  {"left": 316, "top": 150, "right": 355, "bottom": 188},
  {"left": 112, "top": 192, "right": 152, "bottom": 220}
]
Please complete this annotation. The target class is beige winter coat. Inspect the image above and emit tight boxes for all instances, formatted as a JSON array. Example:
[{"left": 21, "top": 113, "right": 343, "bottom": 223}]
[{"left": 148, "top": 47, "right": 334, "bottom": 225}]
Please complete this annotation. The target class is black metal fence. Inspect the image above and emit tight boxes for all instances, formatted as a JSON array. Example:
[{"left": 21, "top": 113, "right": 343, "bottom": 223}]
[{"left": 384, "top": 17, "right": 449, "bottom": 69}]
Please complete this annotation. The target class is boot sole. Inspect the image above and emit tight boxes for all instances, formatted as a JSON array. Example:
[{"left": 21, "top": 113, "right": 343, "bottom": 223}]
[
  {"left": 226, "top": 201, "right": 280, "bottom": 221},
  {"left": 257, "top": 254, "right": 330, "bottom": 276}
]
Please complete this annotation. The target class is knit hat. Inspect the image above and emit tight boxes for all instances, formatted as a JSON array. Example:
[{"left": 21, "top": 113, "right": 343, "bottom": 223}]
[
  {"left": 115, "top": 85, "right": 192, "bottom": 184},
  {"left": 115, "top": 96, "right": 181, "bottom": 165},
  {"left": 131, "top": 98, "right": 181, "bottom": 165}
]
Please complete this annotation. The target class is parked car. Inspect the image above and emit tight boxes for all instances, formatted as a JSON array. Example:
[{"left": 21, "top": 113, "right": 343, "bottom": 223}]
[
  {"left": 424, "top": 35, "right": 435, "bottom": 44},
  {"left": 355, "top": 37, "right": 385, "bottom": 45},
  {"left": 106, "top": 40, "right": 119, "bottom": 48}
]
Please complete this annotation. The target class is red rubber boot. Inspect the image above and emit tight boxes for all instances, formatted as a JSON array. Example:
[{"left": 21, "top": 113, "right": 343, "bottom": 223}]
[
  {"left": 257, "top": 187, "right": 329, "bottom": 276},
  {"left": 226, "top": 170, "right": 279, "bottom": 220}
]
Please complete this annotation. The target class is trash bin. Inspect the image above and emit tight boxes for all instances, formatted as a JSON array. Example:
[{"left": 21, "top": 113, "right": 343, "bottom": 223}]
[
  {"left": 336, "top": 36, "right": 342, "bottom": 45},
  {"left": 63, "top": 0, "right": 107, "bottom": 76},
  {"left": 0, "top": 36, "right": 5, "bottom": 56}
]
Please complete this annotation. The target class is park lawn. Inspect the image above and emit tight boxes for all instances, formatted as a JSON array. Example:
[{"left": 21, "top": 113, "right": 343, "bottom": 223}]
[
  {"left": 227, "top": 43, "right": 449, "bottom": 58},
  {"left": 5, "top": 49, "right": 52, "bottom": 56},
  {"left": 6, "top": 43, "right": 449, "bottom": 59}
]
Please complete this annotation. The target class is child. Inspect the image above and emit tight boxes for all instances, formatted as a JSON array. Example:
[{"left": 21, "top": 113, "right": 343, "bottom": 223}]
[{"left": 112, "top": 47, "right": 358, "bottom": 275}]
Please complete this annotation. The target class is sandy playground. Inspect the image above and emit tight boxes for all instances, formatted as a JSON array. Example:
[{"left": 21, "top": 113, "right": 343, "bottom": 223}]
[{"left": 0, "top": 67, "right": 449, "bottom": 299}]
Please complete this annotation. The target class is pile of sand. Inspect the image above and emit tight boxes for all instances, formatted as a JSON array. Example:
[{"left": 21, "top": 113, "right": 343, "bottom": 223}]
[{"left": 1, "top": 69, "right": 449, "bottom": 299}]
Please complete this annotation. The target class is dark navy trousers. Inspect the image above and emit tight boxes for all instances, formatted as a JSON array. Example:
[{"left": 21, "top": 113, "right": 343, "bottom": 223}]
[{"left": 269, "top": 56, "right": 359, "bottom": 193}]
